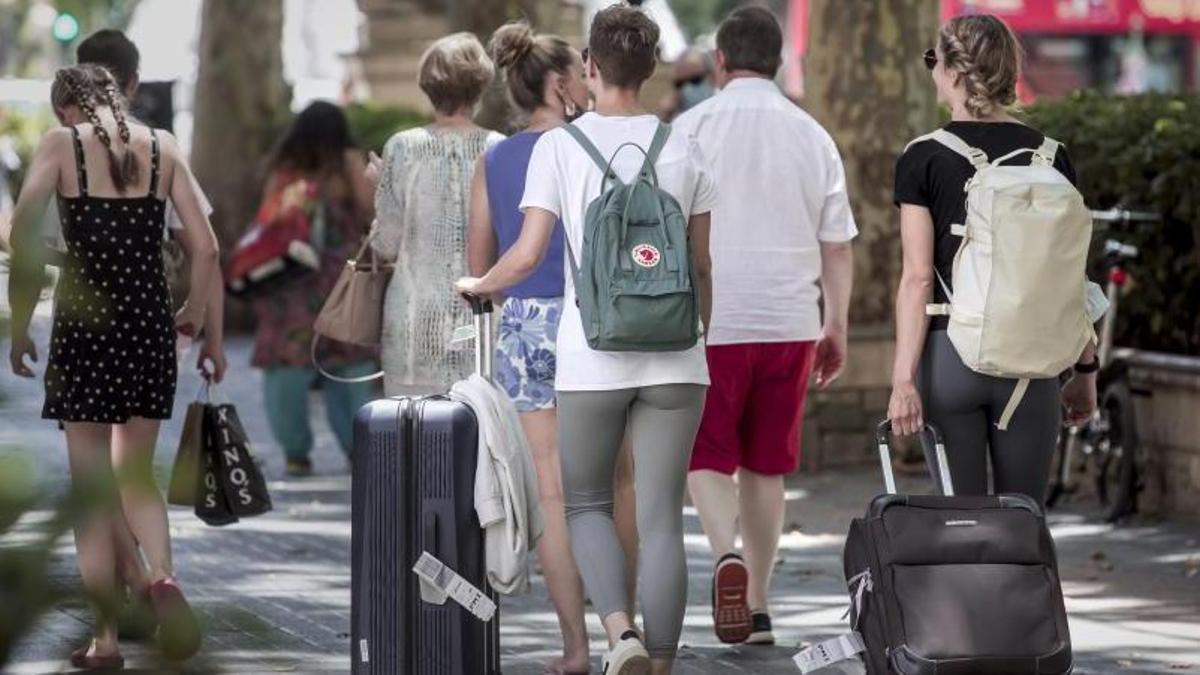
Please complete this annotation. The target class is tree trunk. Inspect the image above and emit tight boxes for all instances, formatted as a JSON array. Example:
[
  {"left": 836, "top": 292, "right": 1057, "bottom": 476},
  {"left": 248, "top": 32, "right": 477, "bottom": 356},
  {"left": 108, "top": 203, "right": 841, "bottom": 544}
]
[
  {"left": 805, "top": 0, "right": 940, "bottom": 328},
  {"left": 191, "top": 0, "right": 289, "bottom": 255}
]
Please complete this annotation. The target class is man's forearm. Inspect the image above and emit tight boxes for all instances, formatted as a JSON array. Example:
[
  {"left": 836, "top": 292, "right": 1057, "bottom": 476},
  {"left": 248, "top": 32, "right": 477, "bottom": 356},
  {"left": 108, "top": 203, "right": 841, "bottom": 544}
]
[{"left": 820, "top": 241, "right": 853, "bottom": 333}]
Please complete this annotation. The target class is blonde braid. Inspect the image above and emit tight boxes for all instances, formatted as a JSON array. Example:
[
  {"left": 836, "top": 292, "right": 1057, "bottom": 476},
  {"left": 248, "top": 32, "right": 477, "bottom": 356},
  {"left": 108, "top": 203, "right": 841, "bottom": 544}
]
[{"left": 940, "top": 15, "right": 1021, "bottom": 119}]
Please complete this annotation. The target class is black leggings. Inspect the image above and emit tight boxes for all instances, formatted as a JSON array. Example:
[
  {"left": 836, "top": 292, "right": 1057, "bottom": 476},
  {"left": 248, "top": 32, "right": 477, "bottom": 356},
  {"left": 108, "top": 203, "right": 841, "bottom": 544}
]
[{"left": 917, "top": 330, "right": 1061, "bottom": 501}]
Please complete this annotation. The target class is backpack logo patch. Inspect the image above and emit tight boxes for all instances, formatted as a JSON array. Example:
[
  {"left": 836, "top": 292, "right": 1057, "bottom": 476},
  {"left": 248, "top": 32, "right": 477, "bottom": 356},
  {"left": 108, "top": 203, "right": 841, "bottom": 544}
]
[{"left": 631, "top": 244, "right": 661, "bottom": 268}]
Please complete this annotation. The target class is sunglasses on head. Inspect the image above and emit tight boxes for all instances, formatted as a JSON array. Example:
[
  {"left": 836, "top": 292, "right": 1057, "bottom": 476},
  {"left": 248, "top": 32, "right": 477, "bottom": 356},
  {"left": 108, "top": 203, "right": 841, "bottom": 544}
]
[{"left": 923, "top": 48, "right": 938, "bottom": 70}]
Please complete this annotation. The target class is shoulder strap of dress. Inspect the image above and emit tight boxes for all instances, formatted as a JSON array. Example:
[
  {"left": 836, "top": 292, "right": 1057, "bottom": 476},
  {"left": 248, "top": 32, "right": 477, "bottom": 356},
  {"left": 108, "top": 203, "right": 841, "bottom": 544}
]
[
  {"left": 70, "top": 126, "right": 88, "bottom": 197},
  {"left": 148, "top": 129, "right": 161, "bottom": 198}
]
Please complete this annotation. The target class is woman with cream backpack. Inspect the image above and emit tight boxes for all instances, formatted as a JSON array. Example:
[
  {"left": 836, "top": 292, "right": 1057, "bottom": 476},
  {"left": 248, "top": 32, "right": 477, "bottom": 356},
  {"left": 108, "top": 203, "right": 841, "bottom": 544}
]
[{"left": 888, "top": 14, "right": 1107, "bottom": 501}]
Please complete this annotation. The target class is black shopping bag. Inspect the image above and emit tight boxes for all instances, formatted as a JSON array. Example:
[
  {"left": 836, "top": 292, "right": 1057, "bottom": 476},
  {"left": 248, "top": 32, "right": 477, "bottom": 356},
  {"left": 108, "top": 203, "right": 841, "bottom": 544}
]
[
  {"left": 194, "top": 402, "right": 238, "bottom": 527},
  {"left": 204, "top": 403, "right": 273, "bottom": 518}
]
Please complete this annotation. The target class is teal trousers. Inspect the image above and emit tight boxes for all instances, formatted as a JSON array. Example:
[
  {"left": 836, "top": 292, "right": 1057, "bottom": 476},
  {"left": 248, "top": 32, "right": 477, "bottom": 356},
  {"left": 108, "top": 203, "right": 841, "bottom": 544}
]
[{"left": 261, "top": 362, "right": 378, "bottom": 462}]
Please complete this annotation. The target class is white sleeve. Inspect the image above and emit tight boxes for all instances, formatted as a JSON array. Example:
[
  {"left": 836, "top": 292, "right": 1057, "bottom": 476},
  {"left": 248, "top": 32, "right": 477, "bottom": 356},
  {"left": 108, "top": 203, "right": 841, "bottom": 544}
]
[
  {"left": 167, "top": 163, "right": 213, "bottom": 231},
  {"left": 190, "top": 170, "right": 213, "bottom": 218},
  {"left": 688, "top": 138, "right": 717, "bottom": 215},
  {"left": 1085, "top": 280, "right": 1109, "bottom": 324},
  {"left": 818, "top": 134, "right": 858, "bottom": 243},
  {"left": 518, "top": 133, "right": 561, "bottom": 217}
]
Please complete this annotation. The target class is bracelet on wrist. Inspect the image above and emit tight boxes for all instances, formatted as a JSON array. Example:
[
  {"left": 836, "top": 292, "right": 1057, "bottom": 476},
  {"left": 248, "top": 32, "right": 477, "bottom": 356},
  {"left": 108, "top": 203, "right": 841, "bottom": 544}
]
[{"left": 1073, "top": 359, "right": 1100, "bottom": 374}]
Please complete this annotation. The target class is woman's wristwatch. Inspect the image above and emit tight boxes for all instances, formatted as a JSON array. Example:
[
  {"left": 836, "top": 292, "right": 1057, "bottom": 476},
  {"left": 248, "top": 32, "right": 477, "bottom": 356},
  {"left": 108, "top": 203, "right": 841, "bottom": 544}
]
[{"left": 1074, "top": 359, "right": 1100, "bottom": 374}]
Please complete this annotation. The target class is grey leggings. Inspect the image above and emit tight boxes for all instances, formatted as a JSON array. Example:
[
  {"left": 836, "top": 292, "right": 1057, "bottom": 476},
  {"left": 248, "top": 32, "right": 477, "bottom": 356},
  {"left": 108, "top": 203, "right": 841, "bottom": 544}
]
[
  {"left": 557, "top": 384, "right": 707, "bottom": 659},
  {"left": 917, "top": 330, "right": 1061, "bottom": 501}
]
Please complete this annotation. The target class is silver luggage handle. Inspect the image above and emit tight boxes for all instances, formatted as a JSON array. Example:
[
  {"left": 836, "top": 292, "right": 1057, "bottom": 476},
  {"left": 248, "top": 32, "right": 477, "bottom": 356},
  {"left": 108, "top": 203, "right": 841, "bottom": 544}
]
[
  {"left": 876, "top": 420, "right": 955, "bottom": 497},
  {"left": 462, "top": 294, "right": 495, "bottom": 383}
]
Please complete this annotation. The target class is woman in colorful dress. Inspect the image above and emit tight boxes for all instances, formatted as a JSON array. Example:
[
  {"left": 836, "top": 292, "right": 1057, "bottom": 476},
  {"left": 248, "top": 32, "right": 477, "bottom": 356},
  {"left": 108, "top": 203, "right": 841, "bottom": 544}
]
[
  {"left": 373, "top": 33, "right": 504, "bottom": 395},
  {"left": 250, "top": 101, "right": 378, "bottom": 477},
  {"left": 7, "top": 64, "right": 220, "bottom": 669}
]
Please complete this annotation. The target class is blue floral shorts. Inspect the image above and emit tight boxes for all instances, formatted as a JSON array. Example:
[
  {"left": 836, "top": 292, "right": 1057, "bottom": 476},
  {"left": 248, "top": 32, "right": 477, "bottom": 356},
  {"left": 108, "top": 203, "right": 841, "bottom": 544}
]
[{"left": 496, "top": 296, "right": 563, "bottom": 412}]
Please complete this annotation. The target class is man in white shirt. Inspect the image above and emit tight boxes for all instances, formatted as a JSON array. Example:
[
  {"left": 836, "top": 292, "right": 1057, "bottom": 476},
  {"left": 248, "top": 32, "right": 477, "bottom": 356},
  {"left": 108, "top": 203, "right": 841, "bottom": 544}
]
[{"left": 673, "top": 6, "right": 857, "bottom": 647}]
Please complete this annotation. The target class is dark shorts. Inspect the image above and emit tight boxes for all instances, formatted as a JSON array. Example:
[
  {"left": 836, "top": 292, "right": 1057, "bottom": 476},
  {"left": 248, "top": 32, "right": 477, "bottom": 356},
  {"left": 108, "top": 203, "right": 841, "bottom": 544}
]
[{"left": 689, "top": 341, "right": 817, "bottom": 476}]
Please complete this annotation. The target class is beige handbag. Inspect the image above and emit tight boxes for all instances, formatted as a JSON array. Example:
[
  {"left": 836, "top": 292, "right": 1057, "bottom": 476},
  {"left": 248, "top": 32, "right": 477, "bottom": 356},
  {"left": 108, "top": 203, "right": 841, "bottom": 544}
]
[{"left": 312, "top": 234, "right": 392, "bottom": 383}]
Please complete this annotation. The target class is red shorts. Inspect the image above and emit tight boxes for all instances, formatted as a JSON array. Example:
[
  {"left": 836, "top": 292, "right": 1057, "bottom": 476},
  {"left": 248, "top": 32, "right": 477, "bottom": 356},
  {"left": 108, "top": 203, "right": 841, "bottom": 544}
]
[{"left": 690, "top": 341, "right": 817, "bottom": 476}]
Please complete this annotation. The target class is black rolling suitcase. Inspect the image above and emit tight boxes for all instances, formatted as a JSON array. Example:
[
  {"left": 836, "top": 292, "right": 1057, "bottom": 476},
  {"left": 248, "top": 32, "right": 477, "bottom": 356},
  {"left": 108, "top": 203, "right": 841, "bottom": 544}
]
[
  {"left": 351, "top": 297, "right": 501, "bottom": 675},
  {"left": 838, "top": 421, "right": 1072, "bottom": 675}
]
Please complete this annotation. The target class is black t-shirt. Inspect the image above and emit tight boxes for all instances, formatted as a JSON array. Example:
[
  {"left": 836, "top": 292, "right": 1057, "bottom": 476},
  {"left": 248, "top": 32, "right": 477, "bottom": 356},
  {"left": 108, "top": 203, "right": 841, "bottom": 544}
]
[{"left": 893, "top": 121, "right": 1077, "bottom": 328}]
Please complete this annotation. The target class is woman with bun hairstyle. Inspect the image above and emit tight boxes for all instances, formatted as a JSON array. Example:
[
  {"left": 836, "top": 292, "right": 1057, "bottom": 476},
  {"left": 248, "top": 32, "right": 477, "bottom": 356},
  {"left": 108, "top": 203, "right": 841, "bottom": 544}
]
[
  {"left": 888, "top": 14, "right": 1099, "bottom": 500},
  {"left": 467, "top": 21, "right": 637, "bottom": 674}
]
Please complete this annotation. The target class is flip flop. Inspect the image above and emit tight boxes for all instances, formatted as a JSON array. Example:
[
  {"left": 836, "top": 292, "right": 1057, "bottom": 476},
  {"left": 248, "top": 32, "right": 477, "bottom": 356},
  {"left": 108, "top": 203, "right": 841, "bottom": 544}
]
[{"left": 70, "top": 644, "right": 124, "bottom": 671}]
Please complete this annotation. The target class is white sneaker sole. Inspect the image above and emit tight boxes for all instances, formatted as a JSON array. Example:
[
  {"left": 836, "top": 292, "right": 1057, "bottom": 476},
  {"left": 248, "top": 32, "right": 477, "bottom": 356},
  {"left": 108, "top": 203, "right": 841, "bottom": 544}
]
[
  {"left": 744, "top": 629, "right": 775, "bottom": 645},
  {"left": 604, "top": 643, "right": 650, "bottom": 675}
]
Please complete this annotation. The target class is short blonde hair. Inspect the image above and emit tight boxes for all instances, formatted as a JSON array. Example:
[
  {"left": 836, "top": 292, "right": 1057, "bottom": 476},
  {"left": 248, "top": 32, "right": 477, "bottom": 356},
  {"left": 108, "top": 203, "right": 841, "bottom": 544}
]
[{"left": 418, "top": 32, "right": 495, "bottom": 115}]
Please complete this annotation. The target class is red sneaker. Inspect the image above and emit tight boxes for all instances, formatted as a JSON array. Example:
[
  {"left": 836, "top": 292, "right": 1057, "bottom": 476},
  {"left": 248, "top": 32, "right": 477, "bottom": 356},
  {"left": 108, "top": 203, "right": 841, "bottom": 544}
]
[{"left": 712, "top": 553, "right": 752, "bottom": 644}]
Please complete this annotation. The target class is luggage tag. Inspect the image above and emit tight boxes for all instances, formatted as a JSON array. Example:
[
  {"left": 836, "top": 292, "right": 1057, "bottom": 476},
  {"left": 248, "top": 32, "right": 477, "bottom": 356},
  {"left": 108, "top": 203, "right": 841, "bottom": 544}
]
[
  {"left": 449, "top": 324, "right": 477, "bottom": 349},
  {"left": 412, "top": 551, "right": 497, "bottom": 622},
  {"left": 793, "top": 632, "right": 865, "bottom": 673}
]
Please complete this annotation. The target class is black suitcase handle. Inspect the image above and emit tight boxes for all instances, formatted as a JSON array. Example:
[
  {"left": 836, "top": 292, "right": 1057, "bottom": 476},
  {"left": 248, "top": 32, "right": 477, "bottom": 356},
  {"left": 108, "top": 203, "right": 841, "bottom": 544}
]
[
  {"left": 460, "top": 293, "right": 495, "bottom": 381},
  {"left": 461, "top": 293, "right": 494, "bottom": 316},
  {"left": 876, "top": 420, "right": 954, "bottom": 497}
]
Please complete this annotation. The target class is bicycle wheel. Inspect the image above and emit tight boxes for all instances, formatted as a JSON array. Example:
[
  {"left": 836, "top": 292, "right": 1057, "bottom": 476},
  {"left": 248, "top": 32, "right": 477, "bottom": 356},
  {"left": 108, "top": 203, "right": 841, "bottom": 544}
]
[{"left": 1097, "top": 381, "right": 1139, "bottom": 523}]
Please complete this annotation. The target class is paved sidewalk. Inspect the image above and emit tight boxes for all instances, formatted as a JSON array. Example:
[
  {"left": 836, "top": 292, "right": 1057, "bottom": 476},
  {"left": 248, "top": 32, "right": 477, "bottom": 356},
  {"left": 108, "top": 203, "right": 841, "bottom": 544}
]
[{"left": 2, "top": 326, "right": 1199, "bottom": 673}]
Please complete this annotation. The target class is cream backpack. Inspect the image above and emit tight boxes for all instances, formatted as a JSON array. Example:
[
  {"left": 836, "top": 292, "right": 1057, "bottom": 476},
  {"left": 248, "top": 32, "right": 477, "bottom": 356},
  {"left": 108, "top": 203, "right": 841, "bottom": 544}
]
[{"left": 910, "top": 129, "right": 1094, "bottom": 429}]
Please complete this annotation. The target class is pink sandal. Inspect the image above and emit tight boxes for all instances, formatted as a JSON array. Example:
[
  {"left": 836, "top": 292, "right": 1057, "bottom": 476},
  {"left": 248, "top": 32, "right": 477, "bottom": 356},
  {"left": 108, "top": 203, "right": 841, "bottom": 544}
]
[
  {"left": 149, "top": 577, "right": 202, "bottom": 661},
  {"left": 70, "top": 643, "right": 124, "bottom": 671}
]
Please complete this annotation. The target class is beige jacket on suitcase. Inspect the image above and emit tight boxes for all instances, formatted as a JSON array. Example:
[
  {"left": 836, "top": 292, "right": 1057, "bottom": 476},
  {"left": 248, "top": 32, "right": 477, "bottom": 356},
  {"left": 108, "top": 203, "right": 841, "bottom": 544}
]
[{"left": 451, "top": 374, "right": 544, "bottom": 595}]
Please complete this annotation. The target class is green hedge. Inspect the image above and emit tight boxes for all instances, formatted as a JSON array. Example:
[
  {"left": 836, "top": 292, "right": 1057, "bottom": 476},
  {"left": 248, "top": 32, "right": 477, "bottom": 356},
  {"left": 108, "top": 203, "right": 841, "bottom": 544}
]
[
  {"left": 1024, "top": 92, "right": 1200, "bottom": 354},
  {"left": 345, "top": 102, "right": 429, "bottom": 155}
]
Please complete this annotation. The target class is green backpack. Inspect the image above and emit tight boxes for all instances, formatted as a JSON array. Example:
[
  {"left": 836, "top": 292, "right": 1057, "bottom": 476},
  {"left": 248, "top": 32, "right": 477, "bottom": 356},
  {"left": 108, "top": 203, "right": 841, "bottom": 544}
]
[{"left": 562, "top": 122, "right": 700, "bottom": 352}]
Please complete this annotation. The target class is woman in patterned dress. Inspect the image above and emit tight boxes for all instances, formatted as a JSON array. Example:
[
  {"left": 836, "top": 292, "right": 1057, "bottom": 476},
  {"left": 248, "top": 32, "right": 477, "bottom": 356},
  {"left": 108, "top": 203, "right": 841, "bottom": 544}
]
[
  {"left": 250, "top": 101, "right": 377, "bottom": 477},
  {"left": 371, "top": 33, "right": 504, "bottom": 395},
  {"left": 7, "top": 65, "right": 220, "bottom": 669}
]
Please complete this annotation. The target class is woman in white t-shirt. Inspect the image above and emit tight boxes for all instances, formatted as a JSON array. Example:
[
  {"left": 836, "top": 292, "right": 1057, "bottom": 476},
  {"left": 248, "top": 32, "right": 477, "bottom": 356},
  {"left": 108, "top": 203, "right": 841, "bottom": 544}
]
[{"left": 457, "top": 6, "right": 715, "bottom": 674}]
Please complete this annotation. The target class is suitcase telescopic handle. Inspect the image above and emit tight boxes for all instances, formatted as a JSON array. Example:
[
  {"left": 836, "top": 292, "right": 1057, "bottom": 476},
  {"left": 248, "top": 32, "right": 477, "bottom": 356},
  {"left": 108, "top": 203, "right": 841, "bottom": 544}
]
[
  {"left": 876, "top": 420, "right": 955, "bottom": 497},
  {"left": 461, "top": 293, "right": 495, "bottom": 382}
]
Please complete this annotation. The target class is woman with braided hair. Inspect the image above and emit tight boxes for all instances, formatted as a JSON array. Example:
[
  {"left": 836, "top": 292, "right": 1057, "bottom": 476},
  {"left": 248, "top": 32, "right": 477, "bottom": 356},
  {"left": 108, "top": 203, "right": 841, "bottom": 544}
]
[
  {"left": 888, "top": 14, "right": 1100, "bottom": 501},
  {"left": 7, "top": 64, "right": 219, "bottom": 669}
]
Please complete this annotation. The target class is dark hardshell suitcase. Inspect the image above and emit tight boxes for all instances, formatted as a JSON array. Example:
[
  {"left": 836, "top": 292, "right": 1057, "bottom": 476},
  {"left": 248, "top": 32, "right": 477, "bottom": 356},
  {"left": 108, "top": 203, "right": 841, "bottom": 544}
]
[
  {"left": 351, "top": 298, "right": 501, "bottom": 675},
  {"left": 843, "top": 421, "right": 1073, "bottom": 675}
]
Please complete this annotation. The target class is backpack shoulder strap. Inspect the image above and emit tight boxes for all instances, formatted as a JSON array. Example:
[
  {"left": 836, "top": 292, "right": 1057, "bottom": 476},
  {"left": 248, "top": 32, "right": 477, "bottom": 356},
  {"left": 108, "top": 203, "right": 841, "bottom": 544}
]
[
  {"left": 911, "top": 129, "right": 990, "bottom": 171},
  {"left": 1032, "top": 135, "right": 1059, "bottom": 166},
  {"left": 562, "top": 124, "right": 614, "bottom": 179},
  {"left": 635, "top": 123, "right": 671, "bottom": 184}
]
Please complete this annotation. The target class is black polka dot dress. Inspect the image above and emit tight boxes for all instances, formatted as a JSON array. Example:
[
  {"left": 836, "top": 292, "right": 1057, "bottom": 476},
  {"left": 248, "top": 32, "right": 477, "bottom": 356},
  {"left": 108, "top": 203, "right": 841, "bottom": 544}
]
[{"left": 43, "top": 127, "right": 176, "bottom": 424}]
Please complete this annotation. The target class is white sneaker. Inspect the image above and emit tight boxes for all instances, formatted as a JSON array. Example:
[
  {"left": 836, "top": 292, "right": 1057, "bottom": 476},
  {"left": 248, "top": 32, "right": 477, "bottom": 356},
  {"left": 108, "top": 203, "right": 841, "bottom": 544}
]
[{"left": 602, "top": 630, "right": 650, "bottom": 675}]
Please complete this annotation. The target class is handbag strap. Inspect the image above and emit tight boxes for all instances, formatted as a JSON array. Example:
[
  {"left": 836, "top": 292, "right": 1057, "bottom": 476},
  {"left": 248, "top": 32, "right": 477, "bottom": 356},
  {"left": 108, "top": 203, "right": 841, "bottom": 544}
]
[
  {"left": 310, "top": 336, "right": 385, "bottom": 384},
  {"left": 353, "top": 221, "right": 385, "bottom": 268}
]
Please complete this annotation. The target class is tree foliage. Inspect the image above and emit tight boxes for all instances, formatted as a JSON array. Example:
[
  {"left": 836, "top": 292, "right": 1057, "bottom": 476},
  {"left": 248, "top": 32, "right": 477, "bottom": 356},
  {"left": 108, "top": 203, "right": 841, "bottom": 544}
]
[{"left": 1025, "top": 92, "right": 1200, "bottom": 353}]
